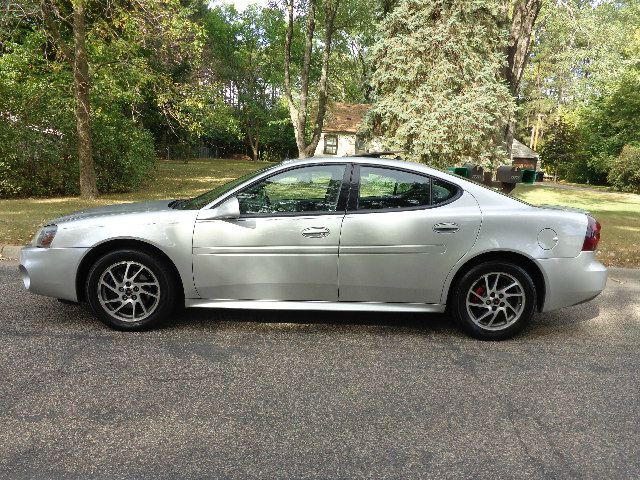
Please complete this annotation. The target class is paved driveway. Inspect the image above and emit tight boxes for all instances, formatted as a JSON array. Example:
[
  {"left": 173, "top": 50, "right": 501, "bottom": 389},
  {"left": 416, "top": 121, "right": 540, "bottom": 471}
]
[{"left": 0, "top": 260, "right": 638, "bottom": 479}]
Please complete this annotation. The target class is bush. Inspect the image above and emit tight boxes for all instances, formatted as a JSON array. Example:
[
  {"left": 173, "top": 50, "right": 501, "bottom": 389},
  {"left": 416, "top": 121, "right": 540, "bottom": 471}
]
[
  {"left": 93, "top": 112, "right": 156, "bottom": 193},
  {"left": 0, "top": 112, "right": 156, "bottom": 198},
  {"left": 608, "top": 145, "right": 640, "bottom": 194}
]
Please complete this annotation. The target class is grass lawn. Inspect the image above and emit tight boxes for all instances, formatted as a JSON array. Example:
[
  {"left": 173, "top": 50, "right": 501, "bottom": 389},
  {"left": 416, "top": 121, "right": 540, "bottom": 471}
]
[
  {"left": 1, "top": 158, "right": 638, "bottom": 267},
  {"left": 513, "top": 183, "right": 640, "bottom": 268},
  {"left": 0, "top": 159, "right": 271, "bottom": 247}
]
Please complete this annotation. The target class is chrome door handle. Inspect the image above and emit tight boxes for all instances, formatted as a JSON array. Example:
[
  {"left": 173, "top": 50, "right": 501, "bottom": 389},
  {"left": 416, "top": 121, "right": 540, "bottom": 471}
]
[
  {"left": 433, "top": 222, "right": 459, "bottom": 233},
  {"left": 302, "top": 227, "right": 330, "bottom": 238}
]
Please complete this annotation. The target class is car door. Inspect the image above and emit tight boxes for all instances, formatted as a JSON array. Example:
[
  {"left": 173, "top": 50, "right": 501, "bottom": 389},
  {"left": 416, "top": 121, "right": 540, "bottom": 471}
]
[
  {"left": 338, "top": 165, "right": 481, "bottom": 304},
  {"left": 192, "top": 163, "right": 349, "bottom": 301}
]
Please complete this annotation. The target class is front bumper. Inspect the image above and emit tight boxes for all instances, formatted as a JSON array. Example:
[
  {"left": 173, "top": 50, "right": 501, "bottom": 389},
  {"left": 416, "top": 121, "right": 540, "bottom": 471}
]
[
  {"left": 19, "top": 246, "right": 89, "bottom": 302},
  {"left": 536, "top": 251, "right": 607, "bottom": 312}
]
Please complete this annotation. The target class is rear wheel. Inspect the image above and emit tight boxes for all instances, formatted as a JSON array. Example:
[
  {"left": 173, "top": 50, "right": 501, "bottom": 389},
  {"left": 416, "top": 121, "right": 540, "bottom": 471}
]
[
  {"left": 450, "top": 261, "right": 536, "bottom": 340},
  {"left": 86, "top": 249, "right": 177, "bottom": 330}
]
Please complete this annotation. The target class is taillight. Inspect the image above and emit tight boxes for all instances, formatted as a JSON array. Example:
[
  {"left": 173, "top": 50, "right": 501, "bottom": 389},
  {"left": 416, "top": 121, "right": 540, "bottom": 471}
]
[{"left": 582, "top": 215, "right": 601, "bottom": 251}]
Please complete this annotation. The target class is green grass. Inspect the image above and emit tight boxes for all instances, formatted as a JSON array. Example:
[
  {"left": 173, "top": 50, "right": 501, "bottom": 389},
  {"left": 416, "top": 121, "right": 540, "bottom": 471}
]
[
  {"left": 513, "top": 183, "right": 640, "bottom": 268},
  {"left": 0, "top": 159, "right": 271, "bottom": 246},
  {"left": 1, "top": 159, "right": 638, "bottom": 267}
]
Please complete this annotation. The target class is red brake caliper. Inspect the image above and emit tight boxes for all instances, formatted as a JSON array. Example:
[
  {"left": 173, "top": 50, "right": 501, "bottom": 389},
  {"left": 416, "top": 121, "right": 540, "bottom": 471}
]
[{"left": 474, "top": 286, "right": 485, "bottom": 303}]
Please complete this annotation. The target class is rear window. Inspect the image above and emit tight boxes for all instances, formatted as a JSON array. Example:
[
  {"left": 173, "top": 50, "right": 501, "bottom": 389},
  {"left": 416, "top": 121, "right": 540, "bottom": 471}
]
[{"left": 357, "top": 167, "right": 431, "bottom": 210}]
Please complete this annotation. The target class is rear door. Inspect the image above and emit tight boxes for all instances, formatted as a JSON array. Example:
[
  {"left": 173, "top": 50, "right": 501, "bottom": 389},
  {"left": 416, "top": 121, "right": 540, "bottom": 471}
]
[{"left": 338, "top": 165, "right": 481, "bottom": 304}]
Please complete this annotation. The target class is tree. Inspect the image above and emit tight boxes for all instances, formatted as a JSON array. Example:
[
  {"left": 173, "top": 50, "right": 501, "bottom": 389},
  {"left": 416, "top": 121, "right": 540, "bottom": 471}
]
[
  {"left": 0, "top": 0, "right": 198, "bottom": 198},
  {"left": 283, "top": 0, "right": 341, "bottom": 158},
  {"left": 71, "top": 0, "right": 97, "bottom": 198},
  {"left": 502, "top": 0, "right": 543, "bottom": 154},
  {"left": 370, "top": 0, "right": 515, "bottom": 168},
  {"left": 202, "top": 4, "right": 296, "bottom": 161},
  {"left": 539, "top": 116, "right": 583, "bottom": 180}
]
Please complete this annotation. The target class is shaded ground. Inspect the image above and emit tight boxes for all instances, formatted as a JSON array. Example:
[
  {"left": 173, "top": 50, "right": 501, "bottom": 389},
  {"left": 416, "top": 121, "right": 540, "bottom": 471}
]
[{"left": 0, "top": 260, "right": 638, "bottom": 479}]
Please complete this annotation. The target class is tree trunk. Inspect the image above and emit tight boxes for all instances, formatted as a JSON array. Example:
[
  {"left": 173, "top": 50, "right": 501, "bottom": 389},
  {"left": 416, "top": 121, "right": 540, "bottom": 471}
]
[
  {"left": 73, "top": 0, "right": 98, "bottom": 198},
  {"left": 505, "top": 0, "right": 542, "bottom": 97},
  {"left": 305, "top": 0, "right": 339, "bottom": 157},
  {"left": 283, "top": 0, "right": 339, "bottom": 159},
  {"left": 502, "top": 0, "right": 543, "bottom": 156},
  {"left": 284, "top": 0, "right": 302, "bottom": 156}
]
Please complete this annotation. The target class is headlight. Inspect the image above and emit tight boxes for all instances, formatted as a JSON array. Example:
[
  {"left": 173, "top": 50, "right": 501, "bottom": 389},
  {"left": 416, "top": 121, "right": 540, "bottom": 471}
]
[{"left": 35, "top": 224, "right": 58, "bottom": 248}]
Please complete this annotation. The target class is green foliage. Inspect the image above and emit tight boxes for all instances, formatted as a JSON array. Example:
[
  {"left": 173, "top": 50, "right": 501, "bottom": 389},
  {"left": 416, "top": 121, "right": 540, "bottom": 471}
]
[
  {"left": 370, "top": 0, "right": 514, "bottom": 168},
  {"left": 608, "top": 145, "right": 640, "bottom": 194},
  {"left": 201, "top": 5, "right": 296, "bottom": 160},
  {"left": 539, "top": 117, "right": 583, "bottom": 179},
  {"left": 518, "top": 0, "right": 640, "bottom": 190},
  {"left": 0, "top": 28, "right": 156, "bottom": 197},
  {"left": 92, "top": 113, "right": 156, "bottom": 193}
]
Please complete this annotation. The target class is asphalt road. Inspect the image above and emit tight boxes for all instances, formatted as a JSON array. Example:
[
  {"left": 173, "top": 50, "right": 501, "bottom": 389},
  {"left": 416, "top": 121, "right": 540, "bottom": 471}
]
[{"left": 0, "top": 260, "right": 638, "bottom": 479}]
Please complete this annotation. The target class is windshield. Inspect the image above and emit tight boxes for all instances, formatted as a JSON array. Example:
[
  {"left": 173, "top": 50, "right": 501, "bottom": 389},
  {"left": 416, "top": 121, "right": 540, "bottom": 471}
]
[{"left": 174, "top": 165, "right": 275, "bottom": 210}]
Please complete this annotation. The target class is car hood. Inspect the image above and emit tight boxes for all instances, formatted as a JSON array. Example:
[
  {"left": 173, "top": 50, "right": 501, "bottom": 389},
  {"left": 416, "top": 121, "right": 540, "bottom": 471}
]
[{"left": 49, "top": 200, "right": 174, "bottom": 225}]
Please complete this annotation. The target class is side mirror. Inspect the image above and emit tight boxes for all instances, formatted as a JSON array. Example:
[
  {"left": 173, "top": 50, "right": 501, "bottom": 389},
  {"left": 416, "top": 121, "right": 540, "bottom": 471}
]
[{"left": 197, "top": 197, "right": 240, "bottom": 220}]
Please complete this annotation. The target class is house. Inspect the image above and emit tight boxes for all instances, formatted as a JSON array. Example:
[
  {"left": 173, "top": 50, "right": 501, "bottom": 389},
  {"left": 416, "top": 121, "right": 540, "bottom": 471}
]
[
  {"left": 314, "top": 103, "right": 381, "bottom": 157},
  {"left": 511, "top": 138, "right": 539, "bottom": 170},
  {"left": 314, "top": 104, "right": 540, "bottom": 168}
]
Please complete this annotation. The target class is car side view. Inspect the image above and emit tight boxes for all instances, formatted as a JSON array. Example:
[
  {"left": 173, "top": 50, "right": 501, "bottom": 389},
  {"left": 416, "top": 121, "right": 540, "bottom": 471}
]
[{"left": 19, "top": 157, "right": 607, "bottom": 340}]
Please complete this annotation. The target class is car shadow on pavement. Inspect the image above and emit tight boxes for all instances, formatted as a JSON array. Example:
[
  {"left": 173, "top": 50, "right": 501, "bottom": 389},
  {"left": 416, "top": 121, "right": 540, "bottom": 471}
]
[{"left": 169, "top": 307, "right": 460, "bottom": 336}]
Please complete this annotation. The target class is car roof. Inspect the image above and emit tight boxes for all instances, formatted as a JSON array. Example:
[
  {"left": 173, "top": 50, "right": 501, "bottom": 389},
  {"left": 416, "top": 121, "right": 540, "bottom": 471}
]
[{"left": 280, "top": 156, "right": 436, "bottom": 172}]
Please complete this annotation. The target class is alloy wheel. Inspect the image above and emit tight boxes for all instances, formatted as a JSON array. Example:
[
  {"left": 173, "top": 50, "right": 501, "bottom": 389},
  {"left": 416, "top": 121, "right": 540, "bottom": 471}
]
[
  {"left": 465, "top": 272, "right": 526, "bottom": 331},
  {"left": 97, "top": 261, "right": 161, "bottom": 322}
]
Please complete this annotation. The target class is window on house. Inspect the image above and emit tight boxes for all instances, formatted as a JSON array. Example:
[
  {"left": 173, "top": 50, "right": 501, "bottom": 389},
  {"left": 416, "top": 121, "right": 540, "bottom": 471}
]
[
  {"left": 355, "top": 134, "right": 366, "bottom": 154},
  {"left": 323, "top": 135, "right": 338, "bottom": 155}
]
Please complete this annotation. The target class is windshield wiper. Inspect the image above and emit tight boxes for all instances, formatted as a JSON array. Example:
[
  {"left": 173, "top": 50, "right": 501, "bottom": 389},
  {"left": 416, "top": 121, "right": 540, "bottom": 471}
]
[{"left": 168, "top": 199, "right": 187, "bottom": 209}]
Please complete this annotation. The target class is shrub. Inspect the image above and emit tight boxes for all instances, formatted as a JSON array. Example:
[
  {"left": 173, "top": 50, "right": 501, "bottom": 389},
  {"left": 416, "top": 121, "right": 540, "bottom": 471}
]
[
  {"left": 92, "top": 112, "right": 156, "bottom": 193},
  {"left": 607, "top": 145, "right": 640, "bottom": 194},
  {"left": 0, "top": 112, "right": 156, "bottom": 198}
]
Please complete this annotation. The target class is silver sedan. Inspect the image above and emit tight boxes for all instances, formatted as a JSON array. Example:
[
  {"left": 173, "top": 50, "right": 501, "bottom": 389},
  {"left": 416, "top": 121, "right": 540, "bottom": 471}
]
[{"left": 19, "top": 157, "right": 607, "bottom": 339}]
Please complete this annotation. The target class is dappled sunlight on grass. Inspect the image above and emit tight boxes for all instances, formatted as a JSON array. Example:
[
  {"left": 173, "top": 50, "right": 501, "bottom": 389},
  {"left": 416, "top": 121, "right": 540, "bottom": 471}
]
[
  {"left": 0, "top": 158, "right": 271, "bottom": 245},
  {"left": 2, "top": 161, "right": 638, "bottom": 268}
]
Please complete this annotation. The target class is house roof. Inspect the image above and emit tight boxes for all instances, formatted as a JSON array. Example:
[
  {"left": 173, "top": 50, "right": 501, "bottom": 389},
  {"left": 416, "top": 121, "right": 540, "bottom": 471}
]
[
  {"left": 323, "top": 103, "right": 371, "bottom": 133},
  {"left": 512, "top": 139, "right": 538, "bottom": 159}
]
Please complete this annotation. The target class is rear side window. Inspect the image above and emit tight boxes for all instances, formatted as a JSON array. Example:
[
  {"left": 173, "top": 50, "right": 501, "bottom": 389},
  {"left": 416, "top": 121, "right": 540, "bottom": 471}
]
[
  {"left": 357, "top": 167, "right": 431, "bottom": 210},
  {"left": 432, "top": 179, "right": 458, "bottom": 205}
]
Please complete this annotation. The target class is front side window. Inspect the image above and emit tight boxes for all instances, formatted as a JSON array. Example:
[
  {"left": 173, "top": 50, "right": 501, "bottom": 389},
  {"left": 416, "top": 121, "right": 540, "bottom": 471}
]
[
  {"left": 324, "top": 135, "right": 338, "bottom": 155},
  {"left": 237, "top": 164, "right": 346, "bottom": 215},
  {"left": 357, "top": 167, "right": 431, "bottom": 210}
]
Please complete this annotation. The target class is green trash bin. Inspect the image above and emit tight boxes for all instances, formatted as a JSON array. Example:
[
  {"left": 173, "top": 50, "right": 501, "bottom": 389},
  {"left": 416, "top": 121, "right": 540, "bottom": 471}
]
[
  {"left": 447, "top": 167, "right": 469, "bottom": 178},
  {"left": 521, "top": 169, "right": 536, "bottom": 184}
]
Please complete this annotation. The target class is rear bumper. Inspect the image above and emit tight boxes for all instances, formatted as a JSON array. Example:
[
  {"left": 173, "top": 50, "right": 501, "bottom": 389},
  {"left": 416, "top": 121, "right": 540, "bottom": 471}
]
[
  {"left": 536, "top": 251, "right": 607, "bottom": 312},
  {"left": 19, "top": 246, "right": 89, "bottom": 302}
]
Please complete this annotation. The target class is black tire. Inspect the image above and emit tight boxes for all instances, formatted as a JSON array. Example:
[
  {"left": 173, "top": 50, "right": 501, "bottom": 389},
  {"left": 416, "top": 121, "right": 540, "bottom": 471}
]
[
  {"left": 449, "top": 261, "right": 537, "bottom": 340},
  {"left": 85, "top": 249, "right": 177, "bottom": 331}
]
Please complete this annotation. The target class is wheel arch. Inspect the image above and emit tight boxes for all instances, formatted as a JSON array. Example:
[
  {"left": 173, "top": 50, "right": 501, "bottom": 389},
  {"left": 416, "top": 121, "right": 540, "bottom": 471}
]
[
  {"left": 443, "top": 251, "right": 546, "bottom": 312},
  {"left": 75, "top": 238, "right": 185, "bottom": 305}
]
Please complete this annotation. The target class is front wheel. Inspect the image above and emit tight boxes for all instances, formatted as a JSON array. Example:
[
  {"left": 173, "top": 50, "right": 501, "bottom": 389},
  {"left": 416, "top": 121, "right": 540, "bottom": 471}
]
[
  {"left": 450, "top": 261, "right": 537, "bottom": 340},
  {"left": 86, "top": 249, "right": 177, "bottom": 330}
]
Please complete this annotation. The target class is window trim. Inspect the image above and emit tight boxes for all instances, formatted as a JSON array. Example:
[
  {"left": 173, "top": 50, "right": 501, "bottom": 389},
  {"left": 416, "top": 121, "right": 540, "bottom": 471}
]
[
  {"left": 347, "top": 164, "right": 462, "bottom": 214},
  {"left": 323, "top": 134, "right": 338, "bottom": 155},
  {"left": 228, "top": 163, "right": 352, "bottom": 219}
]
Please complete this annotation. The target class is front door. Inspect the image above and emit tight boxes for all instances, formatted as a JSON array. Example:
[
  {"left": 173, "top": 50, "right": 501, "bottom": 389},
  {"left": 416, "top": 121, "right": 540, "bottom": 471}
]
[
  {"left": 338, "top": 165, "right": 481, "bottom": 304},
  {"left": 193, "top": 164, "right": 348, "bottom": 301}
]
